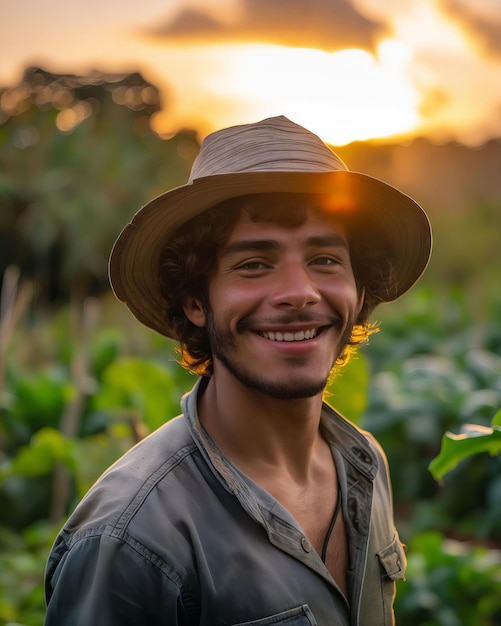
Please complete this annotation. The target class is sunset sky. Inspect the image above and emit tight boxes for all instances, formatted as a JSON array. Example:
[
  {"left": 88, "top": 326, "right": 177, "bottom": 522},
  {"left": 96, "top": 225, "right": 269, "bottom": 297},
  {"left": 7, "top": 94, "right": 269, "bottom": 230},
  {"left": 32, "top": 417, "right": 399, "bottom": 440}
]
[{"left": 2, "top": 0, "right": 501, "bottom": 146}]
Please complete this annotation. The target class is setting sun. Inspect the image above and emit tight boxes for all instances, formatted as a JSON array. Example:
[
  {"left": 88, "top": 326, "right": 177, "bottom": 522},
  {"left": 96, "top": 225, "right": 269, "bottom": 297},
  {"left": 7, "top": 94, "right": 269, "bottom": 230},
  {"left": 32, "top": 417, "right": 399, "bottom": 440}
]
[
  {"left": 2, "top": 0, "right": 501, "bottom": 145},
  {"left": 150, "top": 43, "right": 420, "bottom": 145}
]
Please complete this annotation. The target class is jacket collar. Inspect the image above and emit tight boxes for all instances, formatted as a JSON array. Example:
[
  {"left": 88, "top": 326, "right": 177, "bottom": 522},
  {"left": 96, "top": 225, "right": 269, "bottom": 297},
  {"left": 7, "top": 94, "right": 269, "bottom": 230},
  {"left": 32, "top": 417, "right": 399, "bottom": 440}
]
[{"left": 181, "top": 378, "right": 378, "bottom": 486}]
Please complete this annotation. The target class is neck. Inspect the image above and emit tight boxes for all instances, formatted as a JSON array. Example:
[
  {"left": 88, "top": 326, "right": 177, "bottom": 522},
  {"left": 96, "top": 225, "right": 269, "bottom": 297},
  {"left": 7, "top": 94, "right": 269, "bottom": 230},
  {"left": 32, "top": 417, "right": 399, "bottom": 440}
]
[{"left": 197, "top": 365, "right": 326, "bottom": 483}]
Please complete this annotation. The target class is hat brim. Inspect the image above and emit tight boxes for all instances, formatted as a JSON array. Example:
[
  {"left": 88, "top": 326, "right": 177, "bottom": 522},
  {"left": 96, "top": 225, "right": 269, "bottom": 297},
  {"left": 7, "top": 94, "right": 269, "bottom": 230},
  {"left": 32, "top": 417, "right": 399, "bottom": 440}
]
[{"left": 109, "top": 170, "right": 432, "bottom": 338}]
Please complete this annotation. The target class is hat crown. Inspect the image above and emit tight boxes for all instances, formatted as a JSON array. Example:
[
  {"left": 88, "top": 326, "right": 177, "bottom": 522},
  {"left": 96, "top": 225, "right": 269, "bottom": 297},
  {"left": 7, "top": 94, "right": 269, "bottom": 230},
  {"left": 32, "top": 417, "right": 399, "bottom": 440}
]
[{"left": 189, "top": 116, "right": 348, "bottom": 182}]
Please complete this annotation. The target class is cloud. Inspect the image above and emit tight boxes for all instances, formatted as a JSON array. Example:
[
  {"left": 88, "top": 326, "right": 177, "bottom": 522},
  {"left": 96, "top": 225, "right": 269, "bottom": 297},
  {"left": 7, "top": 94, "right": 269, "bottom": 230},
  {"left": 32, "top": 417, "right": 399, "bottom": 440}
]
[
  {"left": 145, "top": 0, "right": 383, "bottom": 52},
  {"left": 440, "top": 0, "right": 501, "bottom": 56}
]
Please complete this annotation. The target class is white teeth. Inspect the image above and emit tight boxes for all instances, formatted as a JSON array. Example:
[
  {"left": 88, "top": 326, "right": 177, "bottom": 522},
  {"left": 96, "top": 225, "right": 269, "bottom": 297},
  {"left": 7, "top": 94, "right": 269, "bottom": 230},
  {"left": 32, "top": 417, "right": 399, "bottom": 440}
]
[{"left": 262, "top": 329, "right": 318, "bottom": 342}]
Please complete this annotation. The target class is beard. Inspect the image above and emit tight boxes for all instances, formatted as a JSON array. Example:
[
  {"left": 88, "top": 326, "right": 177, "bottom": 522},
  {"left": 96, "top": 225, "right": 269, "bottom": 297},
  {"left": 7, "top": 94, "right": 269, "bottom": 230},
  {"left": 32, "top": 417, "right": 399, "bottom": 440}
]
[{"left": 205, "top": 310, "right": 355, "bottom": 400}]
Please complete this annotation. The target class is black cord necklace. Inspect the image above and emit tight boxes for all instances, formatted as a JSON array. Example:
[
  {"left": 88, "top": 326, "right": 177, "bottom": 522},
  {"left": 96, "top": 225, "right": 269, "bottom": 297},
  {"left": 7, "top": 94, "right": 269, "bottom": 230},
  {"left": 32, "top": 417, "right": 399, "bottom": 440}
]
[{"left": 321, "top": 489, "right": 342, "bottom": 563}]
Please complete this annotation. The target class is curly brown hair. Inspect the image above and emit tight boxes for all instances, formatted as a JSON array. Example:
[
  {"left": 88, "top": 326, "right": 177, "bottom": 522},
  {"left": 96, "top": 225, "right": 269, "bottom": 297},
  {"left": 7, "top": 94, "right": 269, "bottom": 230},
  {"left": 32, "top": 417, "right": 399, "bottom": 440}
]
[{"left": 159, "top": 193, "right": 395, "bottom": 376}]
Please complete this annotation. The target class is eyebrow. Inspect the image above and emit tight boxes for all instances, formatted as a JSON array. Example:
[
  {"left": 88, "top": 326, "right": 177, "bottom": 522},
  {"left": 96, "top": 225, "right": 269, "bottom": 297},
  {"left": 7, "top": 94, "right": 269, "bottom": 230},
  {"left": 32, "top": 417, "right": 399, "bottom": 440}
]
[
  {"left": 220, "top": 234, "right": 349, "bottom": 259},
  {"left": 306, "top": 234, "right": 349, "bottom": 249}
]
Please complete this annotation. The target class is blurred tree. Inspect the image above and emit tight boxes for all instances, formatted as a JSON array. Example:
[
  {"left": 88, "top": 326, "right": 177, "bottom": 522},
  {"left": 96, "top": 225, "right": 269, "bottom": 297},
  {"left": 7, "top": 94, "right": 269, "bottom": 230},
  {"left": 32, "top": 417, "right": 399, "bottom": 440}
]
[{"left": 0, "top": 67, "right": 200, "bottom": 306}]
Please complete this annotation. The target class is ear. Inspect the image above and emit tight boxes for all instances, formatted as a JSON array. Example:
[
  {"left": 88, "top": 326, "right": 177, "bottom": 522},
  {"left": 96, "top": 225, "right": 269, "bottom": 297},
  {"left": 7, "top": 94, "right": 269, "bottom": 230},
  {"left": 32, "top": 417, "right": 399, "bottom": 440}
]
[
  {"left": 183, "top": 297, "right": 207, "bottom": 328},
  {"left": 356, "top": 287, "right": 365, "bottom": 319}
]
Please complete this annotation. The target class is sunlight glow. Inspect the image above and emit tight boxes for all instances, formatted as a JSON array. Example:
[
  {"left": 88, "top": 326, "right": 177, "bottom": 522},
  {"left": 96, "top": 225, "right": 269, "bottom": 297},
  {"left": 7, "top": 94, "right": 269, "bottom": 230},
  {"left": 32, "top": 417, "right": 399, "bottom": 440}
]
[
  {"left": 377, "top": 38, "right": 412, "bottom": 70},
  {"left": 3, "top": 0, "right": 501, "bottom": 146},
  {"left": 151, "top": 43, "right": 420, "bottom": 145}
]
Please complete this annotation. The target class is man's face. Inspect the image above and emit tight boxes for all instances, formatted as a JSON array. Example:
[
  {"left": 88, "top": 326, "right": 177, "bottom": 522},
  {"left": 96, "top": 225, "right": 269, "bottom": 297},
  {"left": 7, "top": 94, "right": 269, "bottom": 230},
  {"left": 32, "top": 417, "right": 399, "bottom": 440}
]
[{"left": 187, "top": 205, "right": 364, "bottom": 400}]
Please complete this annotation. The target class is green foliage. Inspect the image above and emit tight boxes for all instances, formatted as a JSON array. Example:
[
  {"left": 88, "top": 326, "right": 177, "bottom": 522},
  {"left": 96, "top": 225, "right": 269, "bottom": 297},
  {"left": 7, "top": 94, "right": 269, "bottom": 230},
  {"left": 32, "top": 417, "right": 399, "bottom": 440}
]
[
  {"left": 394, "top": 531, "right": 501, "bottom": 626},
  {"left": 363, "top": 288, "right": 501, "bottom": 542},
  {"left": 0, "top": 68, "right": 199, "bottom": 302},
  {"left": 0, "top": 522, "right": 54, "bottom": 626},
  {"left": 93, "top": 358, "right": 181, "bottom": 432},
  {"left": 429, "top": 409, "right": 501, "bottom": 479},
  {"left": 2, "top": 368, "right": 72, "bottom": 442},
  {"left": 0, "top": 319, "right": 191, "bottom": 528},
  {"left": 326, "top": 352, "right": 369, "bottom": 425},
  {"left": 8, "top": 427, "right": 75, "bottom": 478}
]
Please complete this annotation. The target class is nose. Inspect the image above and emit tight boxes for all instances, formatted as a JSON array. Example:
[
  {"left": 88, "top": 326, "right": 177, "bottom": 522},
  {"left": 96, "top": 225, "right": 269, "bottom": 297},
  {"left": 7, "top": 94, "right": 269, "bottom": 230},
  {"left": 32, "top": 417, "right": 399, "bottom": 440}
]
[{"left": 270, "top": 262, "right": 321, "bottom": 309}]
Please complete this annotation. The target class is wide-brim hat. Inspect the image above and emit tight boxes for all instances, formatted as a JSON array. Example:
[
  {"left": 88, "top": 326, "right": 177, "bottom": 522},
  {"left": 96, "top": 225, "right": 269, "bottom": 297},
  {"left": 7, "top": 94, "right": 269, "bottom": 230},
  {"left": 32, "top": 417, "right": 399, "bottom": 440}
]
[{"left": 109, "top": 116, "right": 432, "bottom": 338}]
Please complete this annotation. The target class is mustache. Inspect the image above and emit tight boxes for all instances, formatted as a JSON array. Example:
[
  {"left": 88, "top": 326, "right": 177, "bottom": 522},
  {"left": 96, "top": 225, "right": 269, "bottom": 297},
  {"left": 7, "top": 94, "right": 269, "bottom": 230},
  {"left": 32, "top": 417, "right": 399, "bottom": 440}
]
[{"left": 236, "top": 312, "right": 343, "bottom": 333}]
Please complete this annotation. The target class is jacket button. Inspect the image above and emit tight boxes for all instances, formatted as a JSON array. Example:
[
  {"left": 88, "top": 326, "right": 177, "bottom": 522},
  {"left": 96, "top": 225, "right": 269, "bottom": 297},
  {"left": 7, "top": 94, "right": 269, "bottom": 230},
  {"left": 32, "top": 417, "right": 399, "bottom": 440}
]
[{"left": 301, "top": 537, "right": 311, "bottom": 552}]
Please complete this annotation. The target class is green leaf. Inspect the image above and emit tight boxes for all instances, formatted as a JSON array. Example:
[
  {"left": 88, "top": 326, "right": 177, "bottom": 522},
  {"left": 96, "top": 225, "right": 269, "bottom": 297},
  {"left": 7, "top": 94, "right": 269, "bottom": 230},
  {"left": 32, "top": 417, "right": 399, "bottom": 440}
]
[
  {"left": 325, "top": 353, "right": 369, "bottom": 425},
  {"left": 429, "top": 411, "right": 501, "bottom": 480},
  {"left": 10, "top": 369, "right": 72, "bottom": 431},
  {"left": 491, "top": 407, "right": 501, "bottom": 427},
  {"left": 94, "top": 358, "right": 179, "bottom": 432},
  {"left": 10, "top": 428, "right": 75, "bottom": 477}
]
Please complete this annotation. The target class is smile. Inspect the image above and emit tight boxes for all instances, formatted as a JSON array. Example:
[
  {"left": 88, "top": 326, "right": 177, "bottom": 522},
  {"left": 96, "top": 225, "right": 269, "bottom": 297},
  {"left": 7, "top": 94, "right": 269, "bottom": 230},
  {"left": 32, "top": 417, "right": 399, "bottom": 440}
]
[{"left": 259, "top": 328, "right": 319, "bottom": 342}]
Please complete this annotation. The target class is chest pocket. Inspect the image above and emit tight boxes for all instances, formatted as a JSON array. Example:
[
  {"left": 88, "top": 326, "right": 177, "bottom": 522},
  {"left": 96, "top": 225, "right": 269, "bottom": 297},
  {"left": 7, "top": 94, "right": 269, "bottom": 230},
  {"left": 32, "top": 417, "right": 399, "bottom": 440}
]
[
  {"left": 377, "top": 535, "right": 406, "bottom": 625},
  {"left": 232, "top": 604, "right": 317, "bottom": 626},
  {"left": 378, "top": 536, "right": 406, "bottom": 581}
]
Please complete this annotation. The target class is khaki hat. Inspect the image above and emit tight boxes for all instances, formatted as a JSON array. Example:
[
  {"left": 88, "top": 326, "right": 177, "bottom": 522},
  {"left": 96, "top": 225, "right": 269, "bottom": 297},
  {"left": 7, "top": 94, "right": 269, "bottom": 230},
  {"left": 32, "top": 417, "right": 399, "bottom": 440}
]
[{"left": 109, "top": 116, "right": 432, "bottom": 338}]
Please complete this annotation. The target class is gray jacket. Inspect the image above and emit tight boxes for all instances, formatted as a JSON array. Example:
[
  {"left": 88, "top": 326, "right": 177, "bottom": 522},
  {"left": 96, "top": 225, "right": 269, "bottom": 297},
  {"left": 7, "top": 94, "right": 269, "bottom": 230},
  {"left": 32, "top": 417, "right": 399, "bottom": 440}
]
[{"left": 45, "top": 379, "right": 406, "bottom": 625}]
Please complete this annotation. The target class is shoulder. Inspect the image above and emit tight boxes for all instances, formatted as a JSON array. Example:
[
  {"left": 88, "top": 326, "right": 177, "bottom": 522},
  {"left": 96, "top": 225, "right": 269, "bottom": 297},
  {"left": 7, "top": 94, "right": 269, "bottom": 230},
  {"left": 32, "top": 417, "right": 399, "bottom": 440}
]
[{"left": 45, "top": 415, "right": 208, "bottom": 617}]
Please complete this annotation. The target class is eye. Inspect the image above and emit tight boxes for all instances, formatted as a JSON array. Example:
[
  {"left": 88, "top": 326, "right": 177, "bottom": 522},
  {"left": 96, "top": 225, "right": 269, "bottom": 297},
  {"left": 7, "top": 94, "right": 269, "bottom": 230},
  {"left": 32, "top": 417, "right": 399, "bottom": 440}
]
[
  {"left": 235, "top": 259, "right": 270, "bottom": 272},
  {"left": 310, "top": 256, "right": 340, "bottom": 266},
  {"left": 241, "top": 261, "right": 266, "bottom": 270}
]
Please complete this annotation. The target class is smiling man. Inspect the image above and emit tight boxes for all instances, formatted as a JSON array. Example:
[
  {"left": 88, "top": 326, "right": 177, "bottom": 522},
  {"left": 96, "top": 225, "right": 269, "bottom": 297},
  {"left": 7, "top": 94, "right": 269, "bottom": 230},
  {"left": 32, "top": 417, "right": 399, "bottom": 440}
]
[{"left": 44, "top": 116, "right": 432, "bottom": 626}]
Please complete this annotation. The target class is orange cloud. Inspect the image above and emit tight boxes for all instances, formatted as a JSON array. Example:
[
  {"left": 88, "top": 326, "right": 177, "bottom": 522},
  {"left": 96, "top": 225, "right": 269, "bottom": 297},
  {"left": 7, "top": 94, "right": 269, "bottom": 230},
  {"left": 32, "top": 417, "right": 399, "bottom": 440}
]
[{"left": 145, "top": 0, "right": 383, "bottom": 52}]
